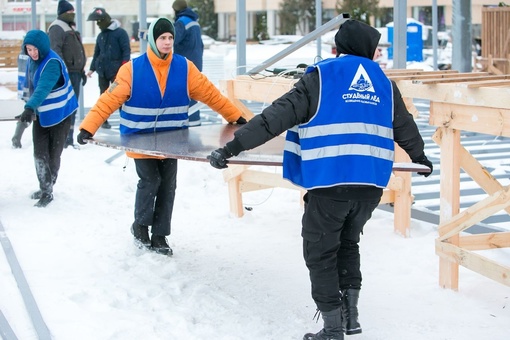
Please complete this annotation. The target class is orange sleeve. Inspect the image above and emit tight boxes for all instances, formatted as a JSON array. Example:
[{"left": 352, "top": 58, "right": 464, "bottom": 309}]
[
  {"left": 79, "top": 61, "right": 133, "bottom": 135},
  {"left": 187, "top": 60, "right": 242, "bottom": 123}
]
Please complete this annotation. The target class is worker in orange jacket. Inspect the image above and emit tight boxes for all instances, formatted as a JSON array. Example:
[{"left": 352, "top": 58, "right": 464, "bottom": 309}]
[{"left": 78, "top": 17, "right": 245, "bottom": 255}]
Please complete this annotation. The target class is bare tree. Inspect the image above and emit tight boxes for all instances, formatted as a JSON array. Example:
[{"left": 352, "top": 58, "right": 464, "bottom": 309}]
[
  {"left": 279, "top": 0, "right": 318, "bottom": 35},
  {"left": 336, "top": 0, "right": 379, "bottom": 25}
]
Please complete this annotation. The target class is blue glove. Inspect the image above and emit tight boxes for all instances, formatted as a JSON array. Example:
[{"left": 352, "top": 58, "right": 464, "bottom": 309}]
[{"left": 207, "top": 146, "right": 233, "bottom": 169}]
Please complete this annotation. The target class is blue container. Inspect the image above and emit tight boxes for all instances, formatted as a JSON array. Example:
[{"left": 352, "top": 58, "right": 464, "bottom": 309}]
[{"left": 387, "top": 21, "right": 423, "bottom": 62}]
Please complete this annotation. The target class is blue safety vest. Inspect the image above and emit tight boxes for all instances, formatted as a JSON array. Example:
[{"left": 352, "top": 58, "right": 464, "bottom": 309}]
[
  {"left": 283, "top": 55, "right": 394, "bottom": 189},
  {"left": 119, "top": 54, "right": 190, "bottom": 134},
  {"left": 31, "top": 50, "right": 78, "bottom": 127}
]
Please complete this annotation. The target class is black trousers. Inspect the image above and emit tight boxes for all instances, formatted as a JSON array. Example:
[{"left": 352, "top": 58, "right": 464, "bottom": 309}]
[
  {"left": 32, "top": 115, "right": 71, "bottom": 194},
  {"left": 301, "top": 192, "right": 380, "bottom": 312},
  {"left": 134, "top": 158, "right": 178, "bottom": 236}
]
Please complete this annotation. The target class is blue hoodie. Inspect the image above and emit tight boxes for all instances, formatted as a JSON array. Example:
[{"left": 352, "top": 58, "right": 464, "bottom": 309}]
[
  {"left": 173, "top": 7, "right": 204, "bottom": 71},
  {"left": 22, "top": 30, "right": 77, "bottom": 126}
]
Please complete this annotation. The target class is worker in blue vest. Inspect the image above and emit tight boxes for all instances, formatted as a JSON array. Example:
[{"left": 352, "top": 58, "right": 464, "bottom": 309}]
[
  {"left": 208, "top": 19, "right": 433, "bottom": 340},
  {"left": 172, "top": 0, "right": 204, "bottom": 126},
  {"left": 17, "top": 30, "right": 78, "bottom": 207}
]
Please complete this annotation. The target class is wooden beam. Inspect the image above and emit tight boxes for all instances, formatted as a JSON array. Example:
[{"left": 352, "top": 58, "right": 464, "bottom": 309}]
[
  {"left": 458, "top": 145, "right": 510, "bottom": 216},
  {"left": 459, "top": 232, "right": 510, "bottom": 250},
  {"left": 435, "top": 240, "right": 510, "bottom": 287},
  {"left": 430, "top": 102, "right": 510, "bottom": 137},
  {"left": 437, "top": 187, "right": 510, "bottom": 241},
  {"left": 434, "top": 126, "right": 461, "bottom": 290}
]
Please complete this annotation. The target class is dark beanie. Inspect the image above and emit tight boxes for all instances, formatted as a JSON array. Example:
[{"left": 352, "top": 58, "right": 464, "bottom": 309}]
[
  {"left": 172, "top": 0, "right": 188, "bottom": 13},
  {"left": 334, "top": 20, "right": 381, "bottom": 59},
  {"left": 153, "top": 18, "right": 175, "bottom": 40},
  {"left": 57, "top": 0, "right": 74, "bottom": 16}
]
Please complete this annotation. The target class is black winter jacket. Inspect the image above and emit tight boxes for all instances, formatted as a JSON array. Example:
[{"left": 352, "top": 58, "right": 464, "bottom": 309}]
[
  {"left": 89, "top": 20, "right": 131, "bottom": 80},
  {"left": 226, "top": 69, "right": 426, "bottom": 200},
  {"left": 47, "top": 18, "right": 86, "bottom": 74}
]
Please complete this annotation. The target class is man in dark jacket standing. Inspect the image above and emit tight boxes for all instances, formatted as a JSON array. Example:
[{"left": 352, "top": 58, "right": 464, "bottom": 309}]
[
  {"left": 172, "top": 0, "right": 204, "bottom": 126},
  {"left": 86, "top": 7, "right": 131, "bottom": 129},
  {"left": 12, "top": 0, "right": 85, "bottom": 149},
  {"left": 48, "top": 0, "right": 87, "bottom": 148},
  {"left": 208, "top": 19, "right": 433, "bottom": 340}
]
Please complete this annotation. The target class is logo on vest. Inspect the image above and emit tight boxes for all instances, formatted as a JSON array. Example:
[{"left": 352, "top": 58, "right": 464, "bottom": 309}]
[
  {"left": 349, "top": 64, "right": 374, "bottom": 92},
  {"left": 343, "top": 64, "right": 380, "bottom": 105}
]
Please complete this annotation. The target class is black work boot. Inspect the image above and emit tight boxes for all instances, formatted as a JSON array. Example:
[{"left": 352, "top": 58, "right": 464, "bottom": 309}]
[
  {"left": 31, "top": 190, "right": 43, "bottom": 200},
  {"left": 150, "top": 235, "right": 173, "bottom": 256},
  {"left": 34, "top": 193, "right": 53, "bottom": 208},
  {"left": 342, "top": 289, "right": 362, "bottom": 335},
  {"left": 131, "top": 222, "right": 150, "bottom": 248},
  {"left": 303, "top": 308, "right": 344, "bottom": 340}
]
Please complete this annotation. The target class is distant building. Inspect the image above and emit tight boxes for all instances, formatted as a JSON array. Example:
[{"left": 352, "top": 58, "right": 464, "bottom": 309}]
[{"left": 0, "top": 0, "right": 498, "bottom": 40}]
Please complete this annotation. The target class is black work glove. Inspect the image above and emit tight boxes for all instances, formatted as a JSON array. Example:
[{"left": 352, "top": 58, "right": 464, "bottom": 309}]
[
  {"left": 77, "top": 129, "right": 93, "bottom": 145},
  {"left": 207, "top": 146, "right": 233, "bottom": 169},
  {"left": 81, "top": 72, "right": 87, "bottom": 86},
  {"left": 17, "top": 108, "right": 34, "bottom": 123},
  {"left": 413, "top": 154, "right": 433, "bottom": 177},
  {"left": 235, "top": 116, "right": 247, "bottom": 124}
]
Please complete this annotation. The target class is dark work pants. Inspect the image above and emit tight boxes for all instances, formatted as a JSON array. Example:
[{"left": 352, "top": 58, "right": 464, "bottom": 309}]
[
  {"left": 98, "top": 75, "right": 115, "bottom": 94},
  {"left": 134, "top": 158, "right": 178, "bottom": 236},
  {"left": 301, "top": 192, "right": 380, "bottom": 312},
  {"left": 67, "top": 72, "right": 82, "bottom": 144},
  {"left": 32, "top": 115, "right": 71, "bottom": 194}
]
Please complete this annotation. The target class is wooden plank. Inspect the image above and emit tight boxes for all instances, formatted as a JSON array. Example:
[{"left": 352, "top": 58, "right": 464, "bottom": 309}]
[
  {"left": 416, "top": 74, "right": 509, "bottom": 84},
  {"left": 430, "top": 102, "right": 510, "bottom": 137},
  {"left": 389, "top": 72, "right": 490, "bottom": 82},
  {"left": 459, "top": 232, "right": 510, "bottom": 250},
  {"left": 434, "top": 126, "right": 461, "bottom": 290},
  {"left": 435, "top": 240, "right": 510, "bottom": 287},
  {"left": 458, "top": 144, "right": 510, "bottom": 217},
  {"left": 467, "top": 80, "right": 510, "bottom": 88},
  {"left": 437, "top": 187, "right": 510, "bottom": 241}
]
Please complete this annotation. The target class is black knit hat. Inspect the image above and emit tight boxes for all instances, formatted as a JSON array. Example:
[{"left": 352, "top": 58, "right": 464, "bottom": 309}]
[
  {"left": 153, "top": 18, "right": 175, "bottom": 40},
  {"left": 334, "top": 20, "right": 381, "bottom": 59},
  {"left": 172, "top": 0, "right": 188, "bottom": 13},
  {"left": 57, "top": 0, "right": 74, "bottom": 16}
]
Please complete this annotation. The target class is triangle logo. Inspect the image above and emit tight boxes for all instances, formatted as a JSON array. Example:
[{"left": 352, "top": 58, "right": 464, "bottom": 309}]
[{"left": 348, "top": 64, "right": 375, "bottom": 93}]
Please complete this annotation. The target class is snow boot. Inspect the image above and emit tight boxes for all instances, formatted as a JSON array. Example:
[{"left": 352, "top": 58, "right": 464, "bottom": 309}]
[
  {"left": 34, "top": 193, "right": 53, "bottom": 208},
  {"left": 131, "top": 222, "right": 151, "bottom": 248},
  {"left": 341, "top": 289, "right": 362, "bottom": 335},
  {"left": 150, "top": 235, "right": 173, "bottom": 256},
  {"left": 303, "top": 308, "right": 344, "bottom": 340},
  {"left": 31, "top": 190, "right": 43, "bottom": 200}
]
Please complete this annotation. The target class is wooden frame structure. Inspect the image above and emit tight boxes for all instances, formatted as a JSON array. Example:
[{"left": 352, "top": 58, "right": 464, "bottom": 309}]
[
  {"left": 220, "top": 70, "right": 510, "bottom": 290},
  {"left": 220, "top": 73, "right": 421, "bottom": 237}
]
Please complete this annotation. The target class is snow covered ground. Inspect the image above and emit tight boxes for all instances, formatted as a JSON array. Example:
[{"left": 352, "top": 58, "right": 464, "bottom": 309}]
[{"left": 0, "top": 43, "right": 509, "bottom": 340}]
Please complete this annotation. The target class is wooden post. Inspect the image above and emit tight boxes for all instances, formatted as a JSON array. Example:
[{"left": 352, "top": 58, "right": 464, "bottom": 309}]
[{"left": 433, "top": 125, "right": 461, "bottom": 290}]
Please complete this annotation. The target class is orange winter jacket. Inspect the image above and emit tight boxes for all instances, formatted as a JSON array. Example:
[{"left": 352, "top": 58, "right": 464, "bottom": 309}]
[{"left": 79, "top": 47, "right": 243, "bottom": 159}]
